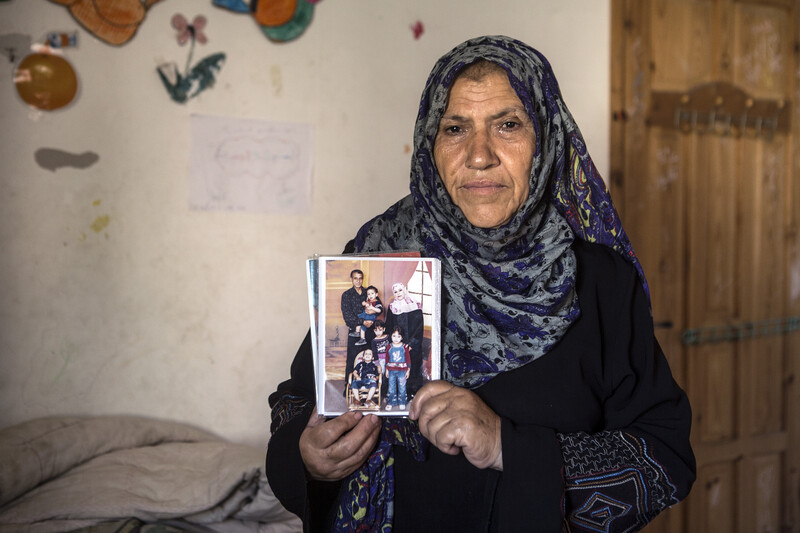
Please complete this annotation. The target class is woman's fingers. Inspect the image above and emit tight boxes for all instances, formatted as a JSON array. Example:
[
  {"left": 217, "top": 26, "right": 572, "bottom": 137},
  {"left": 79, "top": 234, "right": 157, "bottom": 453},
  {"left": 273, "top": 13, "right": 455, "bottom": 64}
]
[
  {"left": 300, "top": 411, "right": 381, "bottom": 481},
  {"left": 427, "top": 408, "right": 502, "bottom": 469},
  {"left": 305, "top": 410, "right": 358, "bottom": 447},
  {"left": 326, "top": 413, "right": 381, "bottom": 457},
  {"left": 410, "top": 381, "right": 455, "bottom": 440},
  {"left": 321, "top": 414, "right": 381, "bottom": 479},
  {"left": 409, "top": 380, "right": 454, "bottom": 419},
  {"left": 410, "top": 382, "right": 503, "bottom": 470}
]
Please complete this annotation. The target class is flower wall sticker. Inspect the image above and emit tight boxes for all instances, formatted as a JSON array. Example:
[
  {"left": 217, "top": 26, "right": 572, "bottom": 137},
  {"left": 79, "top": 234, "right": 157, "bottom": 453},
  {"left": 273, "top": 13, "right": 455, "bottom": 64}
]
[
  {"left": 212, "top": 0, "right": 321, "bottom": 43},
  {"left": 157, "top": 13, "right": 225, "bottom": 103}
]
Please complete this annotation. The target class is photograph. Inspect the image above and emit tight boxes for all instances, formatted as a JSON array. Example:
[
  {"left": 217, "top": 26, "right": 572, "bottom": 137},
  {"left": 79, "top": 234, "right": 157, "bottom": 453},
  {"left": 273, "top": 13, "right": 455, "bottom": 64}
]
[{"left": 313, "top": 256, "right": 441, "bottom": 416}]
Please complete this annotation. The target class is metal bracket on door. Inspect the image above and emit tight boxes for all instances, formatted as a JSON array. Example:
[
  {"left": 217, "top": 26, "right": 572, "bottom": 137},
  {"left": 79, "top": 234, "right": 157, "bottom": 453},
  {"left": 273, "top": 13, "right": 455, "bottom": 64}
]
[
  {"left": 647, "top": 82, "right": 791, "bottom": 138},
  {"left": 681, "top": 316, "right": 800, "bottom": 345}
]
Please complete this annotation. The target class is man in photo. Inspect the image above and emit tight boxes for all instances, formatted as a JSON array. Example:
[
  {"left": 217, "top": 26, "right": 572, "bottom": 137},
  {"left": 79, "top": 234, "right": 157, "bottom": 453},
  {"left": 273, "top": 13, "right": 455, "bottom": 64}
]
[
  {"left": 340, "top": 269, "right": 373, "bottom": 387},
  {"left": 341, "top": 270, "right": 371, "bottom": 336}
]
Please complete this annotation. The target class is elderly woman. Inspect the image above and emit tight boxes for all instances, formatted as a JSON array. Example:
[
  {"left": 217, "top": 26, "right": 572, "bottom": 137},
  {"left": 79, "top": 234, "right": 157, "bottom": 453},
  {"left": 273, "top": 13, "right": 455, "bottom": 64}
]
[{"left": 267, "top": 36, "right": 695, "bottom": 532}]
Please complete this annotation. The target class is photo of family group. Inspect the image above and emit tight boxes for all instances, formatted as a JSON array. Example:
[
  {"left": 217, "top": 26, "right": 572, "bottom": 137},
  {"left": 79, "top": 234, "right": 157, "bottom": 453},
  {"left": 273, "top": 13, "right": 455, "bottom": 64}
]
[{"left": 310, "top": 256, "right": 441, "bottom": 416}]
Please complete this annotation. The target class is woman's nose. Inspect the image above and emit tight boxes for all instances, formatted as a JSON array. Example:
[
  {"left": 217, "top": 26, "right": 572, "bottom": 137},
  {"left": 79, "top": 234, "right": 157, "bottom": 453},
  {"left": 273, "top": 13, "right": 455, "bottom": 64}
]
[{"left": 465, "top": 129, "right": 499, "bottom": 170}]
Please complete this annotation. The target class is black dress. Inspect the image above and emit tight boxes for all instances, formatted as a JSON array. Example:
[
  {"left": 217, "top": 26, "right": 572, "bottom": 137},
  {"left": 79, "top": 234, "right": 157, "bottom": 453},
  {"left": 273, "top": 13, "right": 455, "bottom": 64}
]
[{"left": 266, "top": 240, "right": 695, "bottom": 532}]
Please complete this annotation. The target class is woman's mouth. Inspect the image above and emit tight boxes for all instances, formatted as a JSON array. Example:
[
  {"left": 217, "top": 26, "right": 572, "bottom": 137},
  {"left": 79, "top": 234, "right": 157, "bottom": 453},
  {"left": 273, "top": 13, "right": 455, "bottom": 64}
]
[{"left": 461, "top": 180, "right": 505, "bottom": 194}]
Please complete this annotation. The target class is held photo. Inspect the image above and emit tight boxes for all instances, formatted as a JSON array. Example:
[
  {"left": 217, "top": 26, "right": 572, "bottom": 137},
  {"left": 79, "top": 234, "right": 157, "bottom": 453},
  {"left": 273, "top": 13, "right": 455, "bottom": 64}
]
[{"left": 313, "top": 256, "right": 441, "bottom": 416}]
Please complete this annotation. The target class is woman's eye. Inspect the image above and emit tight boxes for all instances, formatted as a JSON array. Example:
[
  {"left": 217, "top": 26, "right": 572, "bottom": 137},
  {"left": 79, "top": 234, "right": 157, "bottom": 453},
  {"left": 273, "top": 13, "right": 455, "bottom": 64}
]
[
  {"left": 501, "top": 120, "right": 519, "bottom": 130},
  {"left": 443, "top": 125, "right": 462, "bottom": 134}
]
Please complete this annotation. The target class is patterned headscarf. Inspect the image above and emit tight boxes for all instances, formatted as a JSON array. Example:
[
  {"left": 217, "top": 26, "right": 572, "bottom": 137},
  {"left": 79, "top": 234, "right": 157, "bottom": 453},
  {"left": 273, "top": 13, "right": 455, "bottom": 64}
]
[
  {"left": 355, "top": 35, "right": 645, "bottom": 389},
  {"left": 336, "top": 35, "right": 646, "bottom": 530}
]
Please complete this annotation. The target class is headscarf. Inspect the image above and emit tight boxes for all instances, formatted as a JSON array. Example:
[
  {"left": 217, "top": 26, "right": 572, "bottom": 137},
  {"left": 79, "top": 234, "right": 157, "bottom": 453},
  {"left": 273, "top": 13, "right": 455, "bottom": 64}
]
[
  {"left": 388, "top": 283, "right": 421, "bottom": 314},
  {"left": 355, "top": 35, "right": 646, "bottom": 389},
  {"left": 336, "top": 35, "right": 646, "bottom": 531}
]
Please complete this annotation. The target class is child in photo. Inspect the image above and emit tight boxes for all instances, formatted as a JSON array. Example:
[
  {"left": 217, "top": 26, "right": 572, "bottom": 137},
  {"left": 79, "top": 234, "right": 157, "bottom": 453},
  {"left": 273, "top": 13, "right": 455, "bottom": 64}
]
[
  {"left": 370, "top": 319, "right": 390, "bottom": 370},
  {"left": 350, "top": 349, "right": 380, "bottom": 408},
  {"left": 354, "top": 286, "right": 383, "bottom": 346},
  {"left": 370, "top": 320, "right": 390, "bottom": 400},
  {"left": 384, "top": 326, "right": 411, "bottom": 411}
]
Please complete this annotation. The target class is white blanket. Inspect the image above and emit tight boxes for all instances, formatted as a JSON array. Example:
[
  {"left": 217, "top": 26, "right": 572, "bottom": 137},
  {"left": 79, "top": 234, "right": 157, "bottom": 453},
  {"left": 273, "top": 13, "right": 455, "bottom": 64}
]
[{"left": 0, "top": 416, "right": 301, "bottom": 533}]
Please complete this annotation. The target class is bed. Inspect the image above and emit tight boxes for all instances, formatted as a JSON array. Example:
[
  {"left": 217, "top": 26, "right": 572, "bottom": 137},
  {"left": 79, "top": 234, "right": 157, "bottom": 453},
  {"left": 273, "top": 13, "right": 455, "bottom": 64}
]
[{"left": 0, "top": 415, "right": 301, "bottom": 533}]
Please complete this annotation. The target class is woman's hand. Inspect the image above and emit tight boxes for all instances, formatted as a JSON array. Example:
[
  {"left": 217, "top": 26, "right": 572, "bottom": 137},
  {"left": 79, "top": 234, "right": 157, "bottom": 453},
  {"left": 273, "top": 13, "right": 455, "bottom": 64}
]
[
  {"left": 299, "top": 410, "right": 381, "bottom": 481},
  {"left": 409, "top": 381, "right": 503, "bottom": 471}
]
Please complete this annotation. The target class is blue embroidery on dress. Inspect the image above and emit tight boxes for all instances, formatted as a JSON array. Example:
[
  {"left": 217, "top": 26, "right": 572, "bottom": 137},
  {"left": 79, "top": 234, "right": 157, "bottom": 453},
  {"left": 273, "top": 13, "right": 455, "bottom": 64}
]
[
  {"left": 559, "top": 432, "right": 679, "bottom": 531},
  {"left": 571, "top": 491, "right": 632, "bottom": 533}
]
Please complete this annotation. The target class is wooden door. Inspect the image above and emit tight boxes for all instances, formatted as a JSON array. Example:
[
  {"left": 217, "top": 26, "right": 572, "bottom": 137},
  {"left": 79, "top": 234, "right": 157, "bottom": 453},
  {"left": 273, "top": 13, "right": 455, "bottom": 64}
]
[{"left": 611, "top": 1, "right": 800, "bottom": 531}]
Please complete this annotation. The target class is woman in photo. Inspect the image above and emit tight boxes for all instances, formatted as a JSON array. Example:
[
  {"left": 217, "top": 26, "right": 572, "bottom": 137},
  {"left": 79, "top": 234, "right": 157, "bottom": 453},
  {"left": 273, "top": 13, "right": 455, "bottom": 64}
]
[{"left": 385, "top": 282, "right": 425, "bottom": 397}]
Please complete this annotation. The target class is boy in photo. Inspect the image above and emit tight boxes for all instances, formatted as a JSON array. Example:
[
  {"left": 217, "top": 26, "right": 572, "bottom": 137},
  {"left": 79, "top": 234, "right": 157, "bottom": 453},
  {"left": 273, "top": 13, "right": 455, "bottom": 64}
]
[
  {"left": 369, "top": 319, "right": 390, "bottom": 372},
  {"left": 355, "top": 286, "right": 383, "bottom": 346},
  {"left": 350, "top": 349, "right": 380, "bottom": 408}
]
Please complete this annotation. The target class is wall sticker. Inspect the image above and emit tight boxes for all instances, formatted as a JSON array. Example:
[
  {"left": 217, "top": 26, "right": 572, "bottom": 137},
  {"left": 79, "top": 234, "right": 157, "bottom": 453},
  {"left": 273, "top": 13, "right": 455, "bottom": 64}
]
[
  {"left": 46, "top": 0, "right": 166, "bottom": 46},
  {"left": 157, "top": 13, "right": 225, "bottom": 104},
  {"left": 212, "top": 0, "right": 322, "bottom": 43}
]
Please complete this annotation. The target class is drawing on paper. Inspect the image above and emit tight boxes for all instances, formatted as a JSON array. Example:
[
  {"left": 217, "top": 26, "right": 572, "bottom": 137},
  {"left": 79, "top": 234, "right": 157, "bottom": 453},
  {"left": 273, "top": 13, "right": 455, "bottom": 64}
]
[{"left": 189, "top": 114, "right": 313, "bottom": 214}]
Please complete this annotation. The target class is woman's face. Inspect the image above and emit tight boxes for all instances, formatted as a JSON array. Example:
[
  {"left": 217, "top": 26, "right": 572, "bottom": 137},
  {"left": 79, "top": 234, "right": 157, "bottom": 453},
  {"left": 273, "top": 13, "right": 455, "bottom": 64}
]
[
  {"left": 392, "top": 286, "right": 406, "bottom": 300},
  {"left": 433, "top": 70, "right": 534, "bottom": 229}
]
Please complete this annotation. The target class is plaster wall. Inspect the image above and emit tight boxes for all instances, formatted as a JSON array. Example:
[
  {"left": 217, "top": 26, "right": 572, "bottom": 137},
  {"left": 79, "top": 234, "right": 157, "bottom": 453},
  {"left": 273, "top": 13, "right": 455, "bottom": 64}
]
[{"left": 0, "top": 0, "right": 609, "bottom": 445}]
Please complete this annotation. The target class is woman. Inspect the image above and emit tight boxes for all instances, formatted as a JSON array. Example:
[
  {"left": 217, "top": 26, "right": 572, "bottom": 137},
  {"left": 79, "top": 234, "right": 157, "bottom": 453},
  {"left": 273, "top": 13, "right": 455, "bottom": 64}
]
[
  {"left": 267, "top": 35, "right": 695, "bottom": 532},
  {"left": 384, "top": 283, "right": 424, "bottom": 396}
]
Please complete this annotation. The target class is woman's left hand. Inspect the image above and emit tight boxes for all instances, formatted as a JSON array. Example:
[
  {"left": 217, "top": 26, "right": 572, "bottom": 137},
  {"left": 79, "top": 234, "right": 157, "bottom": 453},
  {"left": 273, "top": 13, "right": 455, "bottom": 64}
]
[{"left": 409, "top": 380, "right": 503, "bottom": 471}]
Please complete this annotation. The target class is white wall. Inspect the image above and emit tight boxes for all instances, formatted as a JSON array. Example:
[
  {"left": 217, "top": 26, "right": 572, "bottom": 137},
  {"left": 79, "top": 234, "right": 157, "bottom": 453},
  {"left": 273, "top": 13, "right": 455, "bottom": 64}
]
[{"left": 0, "top": 0, "right": 609, "bottom": 446}]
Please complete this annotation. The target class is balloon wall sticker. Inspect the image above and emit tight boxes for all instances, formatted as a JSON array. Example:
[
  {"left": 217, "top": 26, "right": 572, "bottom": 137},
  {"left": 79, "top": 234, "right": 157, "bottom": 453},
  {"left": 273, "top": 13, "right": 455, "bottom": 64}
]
[
  {"left": 157, "top": 14, "right": 225, "bottom": 104},
  {"left": 212, "top": 0, "right": 322, "bottom": 43},
  {"left": 9, "top": 33, "right": 80, "bottom": 111},
  {"left": 45, "top": 0, "right": 166, "bottom": 46}
]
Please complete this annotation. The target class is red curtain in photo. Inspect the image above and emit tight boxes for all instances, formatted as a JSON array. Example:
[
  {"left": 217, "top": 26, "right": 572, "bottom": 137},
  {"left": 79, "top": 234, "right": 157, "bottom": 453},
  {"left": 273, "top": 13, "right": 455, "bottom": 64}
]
[{"left": 380, "top": 260, "right": 420, "bottom": 299}]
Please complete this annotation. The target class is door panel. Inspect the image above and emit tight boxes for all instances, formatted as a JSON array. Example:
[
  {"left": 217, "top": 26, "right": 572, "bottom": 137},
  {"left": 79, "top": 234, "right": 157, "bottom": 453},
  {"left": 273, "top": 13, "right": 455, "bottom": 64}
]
[
  {"left": 691, "top": 461, "right": 736, "bottom": 532},
  {"left": 612, "top": 1, "right": 799, "bottom": 531},
  {"left": 734, "top": 4, "right": 791, "bottom": 98},
  {"left": 650, "top": 0, "right": 715, "bottom": 90}
]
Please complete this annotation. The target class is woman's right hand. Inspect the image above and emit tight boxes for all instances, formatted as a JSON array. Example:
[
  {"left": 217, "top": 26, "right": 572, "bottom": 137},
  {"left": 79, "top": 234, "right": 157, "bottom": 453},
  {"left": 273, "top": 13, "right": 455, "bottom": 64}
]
[{"left": 299, "top": 410, "right": 381, "bottom": 481}]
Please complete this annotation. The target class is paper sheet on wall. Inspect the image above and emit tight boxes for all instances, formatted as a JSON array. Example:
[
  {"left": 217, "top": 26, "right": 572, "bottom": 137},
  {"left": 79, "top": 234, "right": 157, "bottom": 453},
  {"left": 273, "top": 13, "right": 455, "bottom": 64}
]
[{"left": 189, "top": 114, "right": 313, "bottom": 213}]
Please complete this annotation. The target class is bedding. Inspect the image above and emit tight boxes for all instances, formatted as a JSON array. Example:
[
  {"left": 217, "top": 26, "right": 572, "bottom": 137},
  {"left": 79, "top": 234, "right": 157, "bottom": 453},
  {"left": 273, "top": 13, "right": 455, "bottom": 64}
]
[{"left": 0, "top": 416, "right": 301, "bottom": 533}]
